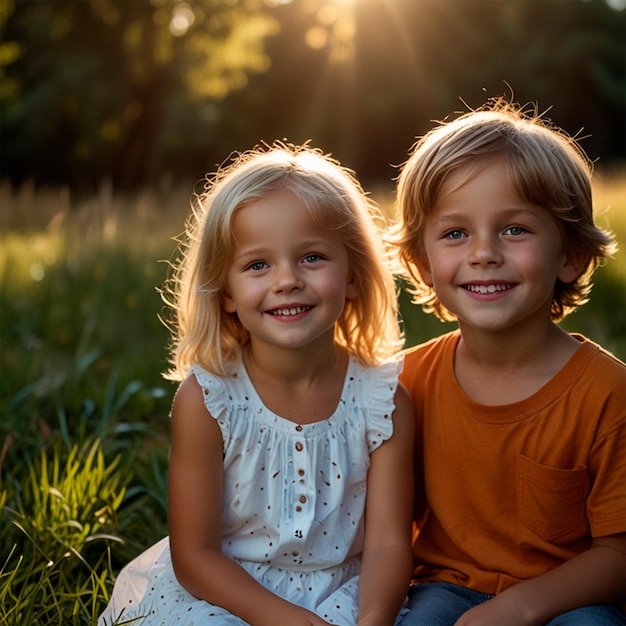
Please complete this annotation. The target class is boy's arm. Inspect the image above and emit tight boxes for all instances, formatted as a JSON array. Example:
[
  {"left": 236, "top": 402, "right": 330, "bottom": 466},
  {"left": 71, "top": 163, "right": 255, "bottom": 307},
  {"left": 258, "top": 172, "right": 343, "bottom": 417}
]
[
  {"left": 357, "top": 384, "right": 415, "bottom": 626},
  {"left": 455, "top": 533, "right": 626, "bottom": 626},
  {"left": 168, "top": 376, "right": 331, "bottom": 626}
]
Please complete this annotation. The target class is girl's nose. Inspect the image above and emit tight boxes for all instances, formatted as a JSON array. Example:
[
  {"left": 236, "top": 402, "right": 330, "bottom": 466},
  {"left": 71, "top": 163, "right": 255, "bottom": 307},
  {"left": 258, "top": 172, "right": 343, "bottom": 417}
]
[
  {"left": 273, "top": 264, "right": 304, "bottom": 293},
  {"left": 468, "top": 236, "right": 503, "bottom": 267}
]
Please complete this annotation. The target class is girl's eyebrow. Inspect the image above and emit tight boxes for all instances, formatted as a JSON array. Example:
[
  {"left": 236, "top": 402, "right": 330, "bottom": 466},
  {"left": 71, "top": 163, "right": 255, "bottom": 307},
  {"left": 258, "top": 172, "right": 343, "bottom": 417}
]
[
  {"left": 234, "top": 238, "right": 335, "bottom": 258},
  {"left": 233, "top": 246, "right": 268, "bottom": 259},
  {"left": 231, "top": 248, "right": 270, "bottom": 266},
  {"left": 296, "top": 238, "right": 336, "bottom": 250}
]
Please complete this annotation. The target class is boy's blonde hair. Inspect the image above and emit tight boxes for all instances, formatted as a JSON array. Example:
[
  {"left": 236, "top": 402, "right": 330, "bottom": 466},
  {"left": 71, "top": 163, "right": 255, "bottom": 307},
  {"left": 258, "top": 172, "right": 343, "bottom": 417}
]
[
  {"left": 394, "top": 98, "right": 618, "bottom": 322},
  {"left": 163, "top": 142, "right": 403, "bottom": 380}
]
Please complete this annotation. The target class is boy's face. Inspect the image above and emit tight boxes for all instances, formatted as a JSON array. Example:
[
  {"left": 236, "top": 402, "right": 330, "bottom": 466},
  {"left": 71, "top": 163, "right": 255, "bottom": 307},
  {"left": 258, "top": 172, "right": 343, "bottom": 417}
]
[{"left": 416, "top": 160, "right": 582, "bottom": 334}]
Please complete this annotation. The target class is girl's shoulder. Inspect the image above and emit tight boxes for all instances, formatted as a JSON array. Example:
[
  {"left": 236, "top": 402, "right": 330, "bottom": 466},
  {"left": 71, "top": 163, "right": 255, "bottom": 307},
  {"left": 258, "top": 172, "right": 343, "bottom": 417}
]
[
  {"left": 349, "top": 353, "right": 403, "bottom": 394},
  {"left": 356, "top": 351, "right": 404, "bottom": 374},
  {"left": 186, "top": 360, "right": 244, "bottom": 385},
  {"left": 175, "top": 361, "right": 248, "bottom": 437},
  {"left": 347, "top": 355, "right": 403, "bottom": 448}
]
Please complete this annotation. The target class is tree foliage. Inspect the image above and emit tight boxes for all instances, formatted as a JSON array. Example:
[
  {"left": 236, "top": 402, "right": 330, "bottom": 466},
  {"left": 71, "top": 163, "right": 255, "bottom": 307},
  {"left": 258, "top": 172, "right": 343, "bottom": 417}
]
[
  {"left": 0, "top": 0, "right": 624, "bottom": 191},
  {"left": 0, "top": 0, "right": 278, "bottom": 189}
]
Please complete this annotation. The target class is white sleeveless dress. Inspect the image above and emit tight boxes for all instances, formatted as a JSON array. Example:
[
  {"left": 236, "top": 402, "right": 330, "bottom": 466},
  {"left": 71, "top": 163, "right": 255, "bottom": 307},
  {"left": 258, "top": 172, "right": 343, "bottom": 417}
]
[{"left": 98, "top": 356, "right": 401, "bottom": 625}]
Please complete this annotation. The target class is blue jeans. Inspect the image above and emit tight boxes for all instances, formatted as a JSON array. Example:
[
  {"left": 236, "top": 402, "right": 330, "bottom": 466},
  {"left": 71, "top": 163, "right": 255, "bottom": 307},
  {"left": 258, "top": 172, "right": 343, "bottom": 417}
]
[{"left": 396, "top": 582, "right": 625, "bottom": 625}]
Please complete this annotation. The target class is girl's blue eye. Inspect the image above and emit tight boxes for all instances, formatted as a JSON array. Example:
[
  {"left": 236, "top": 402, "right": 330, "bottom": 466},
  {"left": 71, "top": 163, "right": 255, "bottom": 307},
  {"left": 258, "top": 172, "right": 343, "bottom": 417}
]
[
  {"left": 506, "top": 226, "right": 526, "bottom": 236},
  {"left": 248, "top": 261, "right": 266, "bottom": 271},
  {"left": 303, "top": 254, "right": 322, "bottom": 263}
]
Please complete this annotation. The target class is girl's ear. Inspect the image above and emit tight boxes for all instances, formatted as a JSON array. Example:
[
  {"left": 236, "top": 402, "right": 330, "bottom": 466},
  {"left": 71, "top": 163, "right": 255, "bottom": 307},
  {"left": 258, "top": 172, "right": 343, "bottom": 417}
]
[
  {"left": 558, "top": 249, "right": 587, "bottom": 285},
  {"left": 345, "top": 273, "right": 359, "bottom": 300},
  {"left": 222, "top": 290, "right": 237, "bottom": 313}
]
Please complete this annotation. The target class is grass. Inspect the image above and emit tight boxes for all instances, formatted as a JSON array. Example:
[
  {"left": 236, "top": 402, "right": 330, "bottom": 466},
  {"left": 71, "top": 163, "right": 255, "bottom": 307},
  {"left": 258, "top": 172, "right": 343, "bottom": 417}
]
[
  {"left": 1, "top": 440, "right": 125, "bottom": 625},
  {"left": 0, "top": 170, "right": 624, "bottom": 623}
]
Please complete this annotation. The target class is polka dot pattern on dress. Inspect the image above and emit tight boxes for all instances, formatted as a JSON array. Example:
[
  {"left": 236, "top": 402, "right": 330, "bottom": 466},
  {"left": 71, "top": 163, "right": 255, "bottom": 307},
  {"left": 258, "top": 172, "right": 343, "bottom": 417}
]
[{"left": 97, "top": 356, "right": 401, "bottom": 626}]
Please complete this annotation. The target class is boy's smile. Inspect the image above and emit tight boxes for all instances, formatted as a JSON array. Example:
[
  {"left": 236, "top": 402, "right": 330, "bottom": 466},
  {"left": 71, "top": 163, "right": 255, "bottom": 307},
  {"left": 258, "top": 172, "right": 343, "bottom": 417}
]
[
  {"left": 462, "top": 281, "right": 516, "bottom": 297},
  {"left": 418, "top": 160, "right": 580, "bottom": 334},
  {"left": 222, "top": 189, "right": 357, "bottom": 352}
]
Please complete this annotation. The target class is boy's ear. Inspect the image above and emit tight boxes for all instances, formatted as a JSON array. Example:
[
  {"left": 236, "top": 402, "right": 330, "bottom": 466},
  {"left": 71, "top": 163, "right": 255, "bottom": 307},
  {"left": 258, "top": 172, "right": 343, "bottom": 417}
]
[
  {"left": 558, "top": 249, "right": 587, "bottom": 284},
  {"left": 222, "top": 290, "right": 237, "bottom": 313},
  {"left": 415, "top": 257, "right": 434, "bottom": 287}
]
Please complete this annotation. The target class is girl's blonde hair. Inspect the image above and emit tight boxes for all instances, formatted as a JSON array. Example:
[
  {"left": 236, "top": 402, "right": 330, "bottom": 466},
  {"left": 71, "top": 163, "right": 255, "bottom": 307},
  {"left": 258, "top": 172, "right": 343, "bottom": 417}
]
[
  {"left": 163, "top": 142, "right": 403, "bottom": 380},
  {"left": 393, "top": 98, "right": 618, "bottom": 322}
]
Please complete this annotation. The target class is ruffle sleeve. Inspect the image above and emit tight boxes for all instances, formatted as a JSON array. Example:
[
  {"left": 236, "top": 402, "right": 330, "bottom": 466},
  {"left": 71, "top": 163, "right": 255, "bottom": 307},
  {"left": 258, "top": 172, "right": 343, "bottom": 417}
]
[
  {"left": 187, "top": 364, "right": 233, "bottom": 449},
  {"left": 363, "top": 355, "right": 403, "bottom": 453}
]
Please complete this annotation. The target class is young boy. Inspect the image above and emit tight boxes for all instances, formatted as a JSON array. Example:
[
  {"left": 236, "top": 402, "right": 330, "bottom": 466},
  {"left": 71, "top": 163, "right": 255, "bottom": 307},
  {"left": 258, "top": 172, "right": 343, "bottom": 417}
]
[{"left": 393, "top": 99, "right": 625, "bottom": 625}]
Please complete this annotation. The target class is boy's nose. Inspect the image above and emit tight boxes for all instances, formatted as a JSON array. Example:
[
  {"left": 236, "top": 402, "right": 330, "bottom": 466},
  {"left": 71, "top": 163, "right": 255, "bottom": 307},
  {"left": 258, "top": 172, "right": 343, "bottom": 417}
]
[{"left": 468, "top": 236, "right": 503, "bottom": 266}]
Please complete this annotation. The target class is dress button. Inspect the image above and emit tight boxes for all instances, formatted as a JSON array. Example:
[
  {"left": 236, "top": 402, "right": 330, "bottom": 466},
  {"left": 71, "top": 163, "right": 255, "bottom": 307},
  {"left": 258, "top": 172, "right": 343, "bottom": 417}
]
[
  {"left": 292, "top": 550, "right": 299, "bottom": 556},
  {"left": 295, "top": 506, "right": 302, "bottom": 512},
  {"left": 299, "top": 495, "right": 307, "bottom": 503},
  {"left": 295, "top": 424, "right": 303, "bottom": 432},
  {"left": 295, "top": 442, "right": 303, "bottom": 452},
  {"left": 298, "top": 469, "right": 305, "bottom": 476}
]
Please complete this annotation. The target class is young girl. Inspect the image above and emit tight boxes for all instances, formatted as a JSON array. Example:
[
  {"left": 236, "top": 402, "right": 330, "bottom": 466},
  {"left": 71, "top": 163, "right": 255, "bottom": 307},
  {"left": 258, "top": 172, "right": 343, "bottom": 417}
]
[{"left": 99, "top": 143, "right": 414, "bottom": 626}]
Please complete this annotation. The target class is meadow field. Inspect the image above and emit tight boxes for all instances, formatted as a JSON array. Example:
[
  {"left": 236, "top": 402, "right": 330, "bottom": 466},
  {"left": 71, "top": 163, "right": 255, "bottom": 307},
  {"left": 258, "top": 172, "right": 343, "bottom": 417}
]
[{"left": 1, "top": 171, "right": 624, "bottom": 624}]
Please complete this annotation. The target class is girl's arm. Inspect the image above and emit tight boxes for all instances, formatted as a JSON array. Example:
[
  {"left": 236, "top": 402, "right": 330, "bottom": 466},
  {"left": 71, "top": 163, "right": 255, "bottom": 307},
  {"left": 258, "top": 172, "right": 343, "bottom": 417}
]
[
  {"left": 168, "top": 376, "right": 331, "bottom": 626},
  {"left": 357, "top": 383, "right": 415, "bottom": 626},
  {"left": 455, "top": 533, "right": 626, "bottom": 626}
]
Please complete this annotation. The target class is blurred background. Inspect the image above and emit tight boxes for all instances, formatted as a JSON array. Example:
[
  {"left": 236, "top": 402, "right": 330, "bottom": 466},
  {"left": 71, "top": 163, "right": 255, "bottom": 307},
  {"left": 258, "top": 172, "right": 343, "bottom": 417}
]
[
  {"left": 0, "top": 1, "right": 625, "bottom": 622},
  {"left": 1, "top": 0, "right": 625, "bottom": 192}
]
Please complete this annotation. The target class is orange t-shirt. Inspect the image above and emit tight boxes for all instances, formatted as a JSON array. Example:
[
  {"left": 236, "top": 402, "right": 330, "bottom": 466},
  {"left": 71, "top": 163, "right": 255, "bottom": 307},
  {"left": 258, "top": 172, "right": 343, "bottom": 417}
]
[{"left": 400, "top": 330, "right": 626, "bottom": 595}]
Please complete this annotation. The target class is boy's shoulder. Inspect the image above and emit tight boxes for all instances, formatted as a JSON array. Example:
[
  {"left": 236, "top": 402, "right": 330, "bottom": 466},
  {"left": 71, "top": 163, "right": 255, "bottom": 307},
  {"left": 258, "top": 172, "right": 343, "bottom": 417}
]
[
  {"left": 574, "top": 334, "right": 626, "bottom": 384},
  {"left": 400, "top": 330, "right": 459, "bottom": 386},
  {"left": 403, "top": 330, "right": 459, "bottom": 362},
  {"left": 400, "top": 331, "right": 625, "bottom": 391}
]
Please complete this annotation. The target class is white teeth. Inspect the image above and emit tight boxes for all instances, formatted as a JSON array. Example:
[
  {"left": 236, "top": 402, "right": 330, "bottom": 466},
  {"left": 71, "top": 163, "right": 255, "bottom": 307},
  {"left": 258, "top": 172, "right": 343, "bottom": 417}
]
[
  {"left": 273, "top": 306, "right": 309, "bottom": 316},
  {"left": 466, "top": 284, "right": 511, "bottom": 294}
]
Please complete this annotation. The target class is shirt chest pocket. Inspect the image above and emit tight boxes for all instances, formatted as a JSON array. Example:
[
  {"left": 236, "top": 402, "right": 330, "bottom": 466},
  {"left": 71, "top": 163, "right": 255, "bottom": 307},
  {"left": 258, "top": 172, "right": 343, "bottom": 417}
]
[{"left": 518, "top": 454, "right": 590, "bottom": 542}]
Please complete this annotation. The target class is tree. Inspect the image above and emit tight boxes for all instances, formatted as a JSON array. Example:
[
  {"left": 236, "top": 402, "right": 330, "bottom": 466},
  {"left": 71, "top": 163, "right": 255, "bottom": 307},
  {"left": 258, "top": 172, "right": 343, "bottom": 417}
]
[
  {"left": 1, "top": 0, "right": 623, "bottom": 191},
  {"left": 0, "top": 0, "right": 278, "bottom": 190}
]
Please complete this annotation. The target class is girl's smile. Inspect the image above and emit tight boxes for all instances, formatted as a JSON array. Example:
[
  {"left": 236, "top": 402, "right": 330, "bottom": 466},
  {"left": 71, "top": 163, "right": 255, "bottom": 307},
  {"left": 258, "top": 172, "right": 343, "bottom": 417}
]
[
  {"left": 266, "top": 304, "right": 313, "bottom": 320},
  {"left": 223, "top": 188, "right": 357, "bottom": 351}
]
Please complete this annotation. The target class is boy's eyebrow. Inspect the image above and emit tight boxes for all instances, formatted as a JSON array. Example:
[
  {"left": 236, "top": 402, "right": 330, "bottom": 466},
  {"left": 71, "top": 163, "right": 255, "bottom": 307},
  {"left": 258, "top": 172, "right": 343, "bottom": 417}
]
[
  {"left": 427, "top": 212, "right": 470, "bottom": 227},
  {"left": 432, "top": 207, "right": 544, "bottom": 222},
  {"left": 429, "top": 212, "right": 466, "bottom": 223}
]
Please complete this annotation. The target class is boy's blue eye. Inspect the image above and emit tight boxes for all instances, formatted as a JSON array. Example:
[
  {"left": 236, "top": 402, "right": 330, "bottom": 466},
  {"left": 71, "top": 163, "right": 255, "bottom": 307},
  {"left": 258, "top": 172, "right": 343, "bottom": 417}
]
[{"left": 445, "top": 230, "right": 465, "bottom": 240}]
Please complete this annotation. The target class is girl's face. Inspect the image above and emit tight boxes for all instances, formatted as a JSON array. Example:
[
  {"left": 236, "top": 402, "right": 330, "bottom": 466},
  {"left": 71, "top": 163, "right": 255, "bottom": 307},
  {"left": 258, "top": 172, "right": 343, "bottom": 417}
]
[
  {"left": 417, "top": 160, "right": 581, "bottom": 336},
  {"left": 223, "top": 189, "right": 357, "bottom": 352}
]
